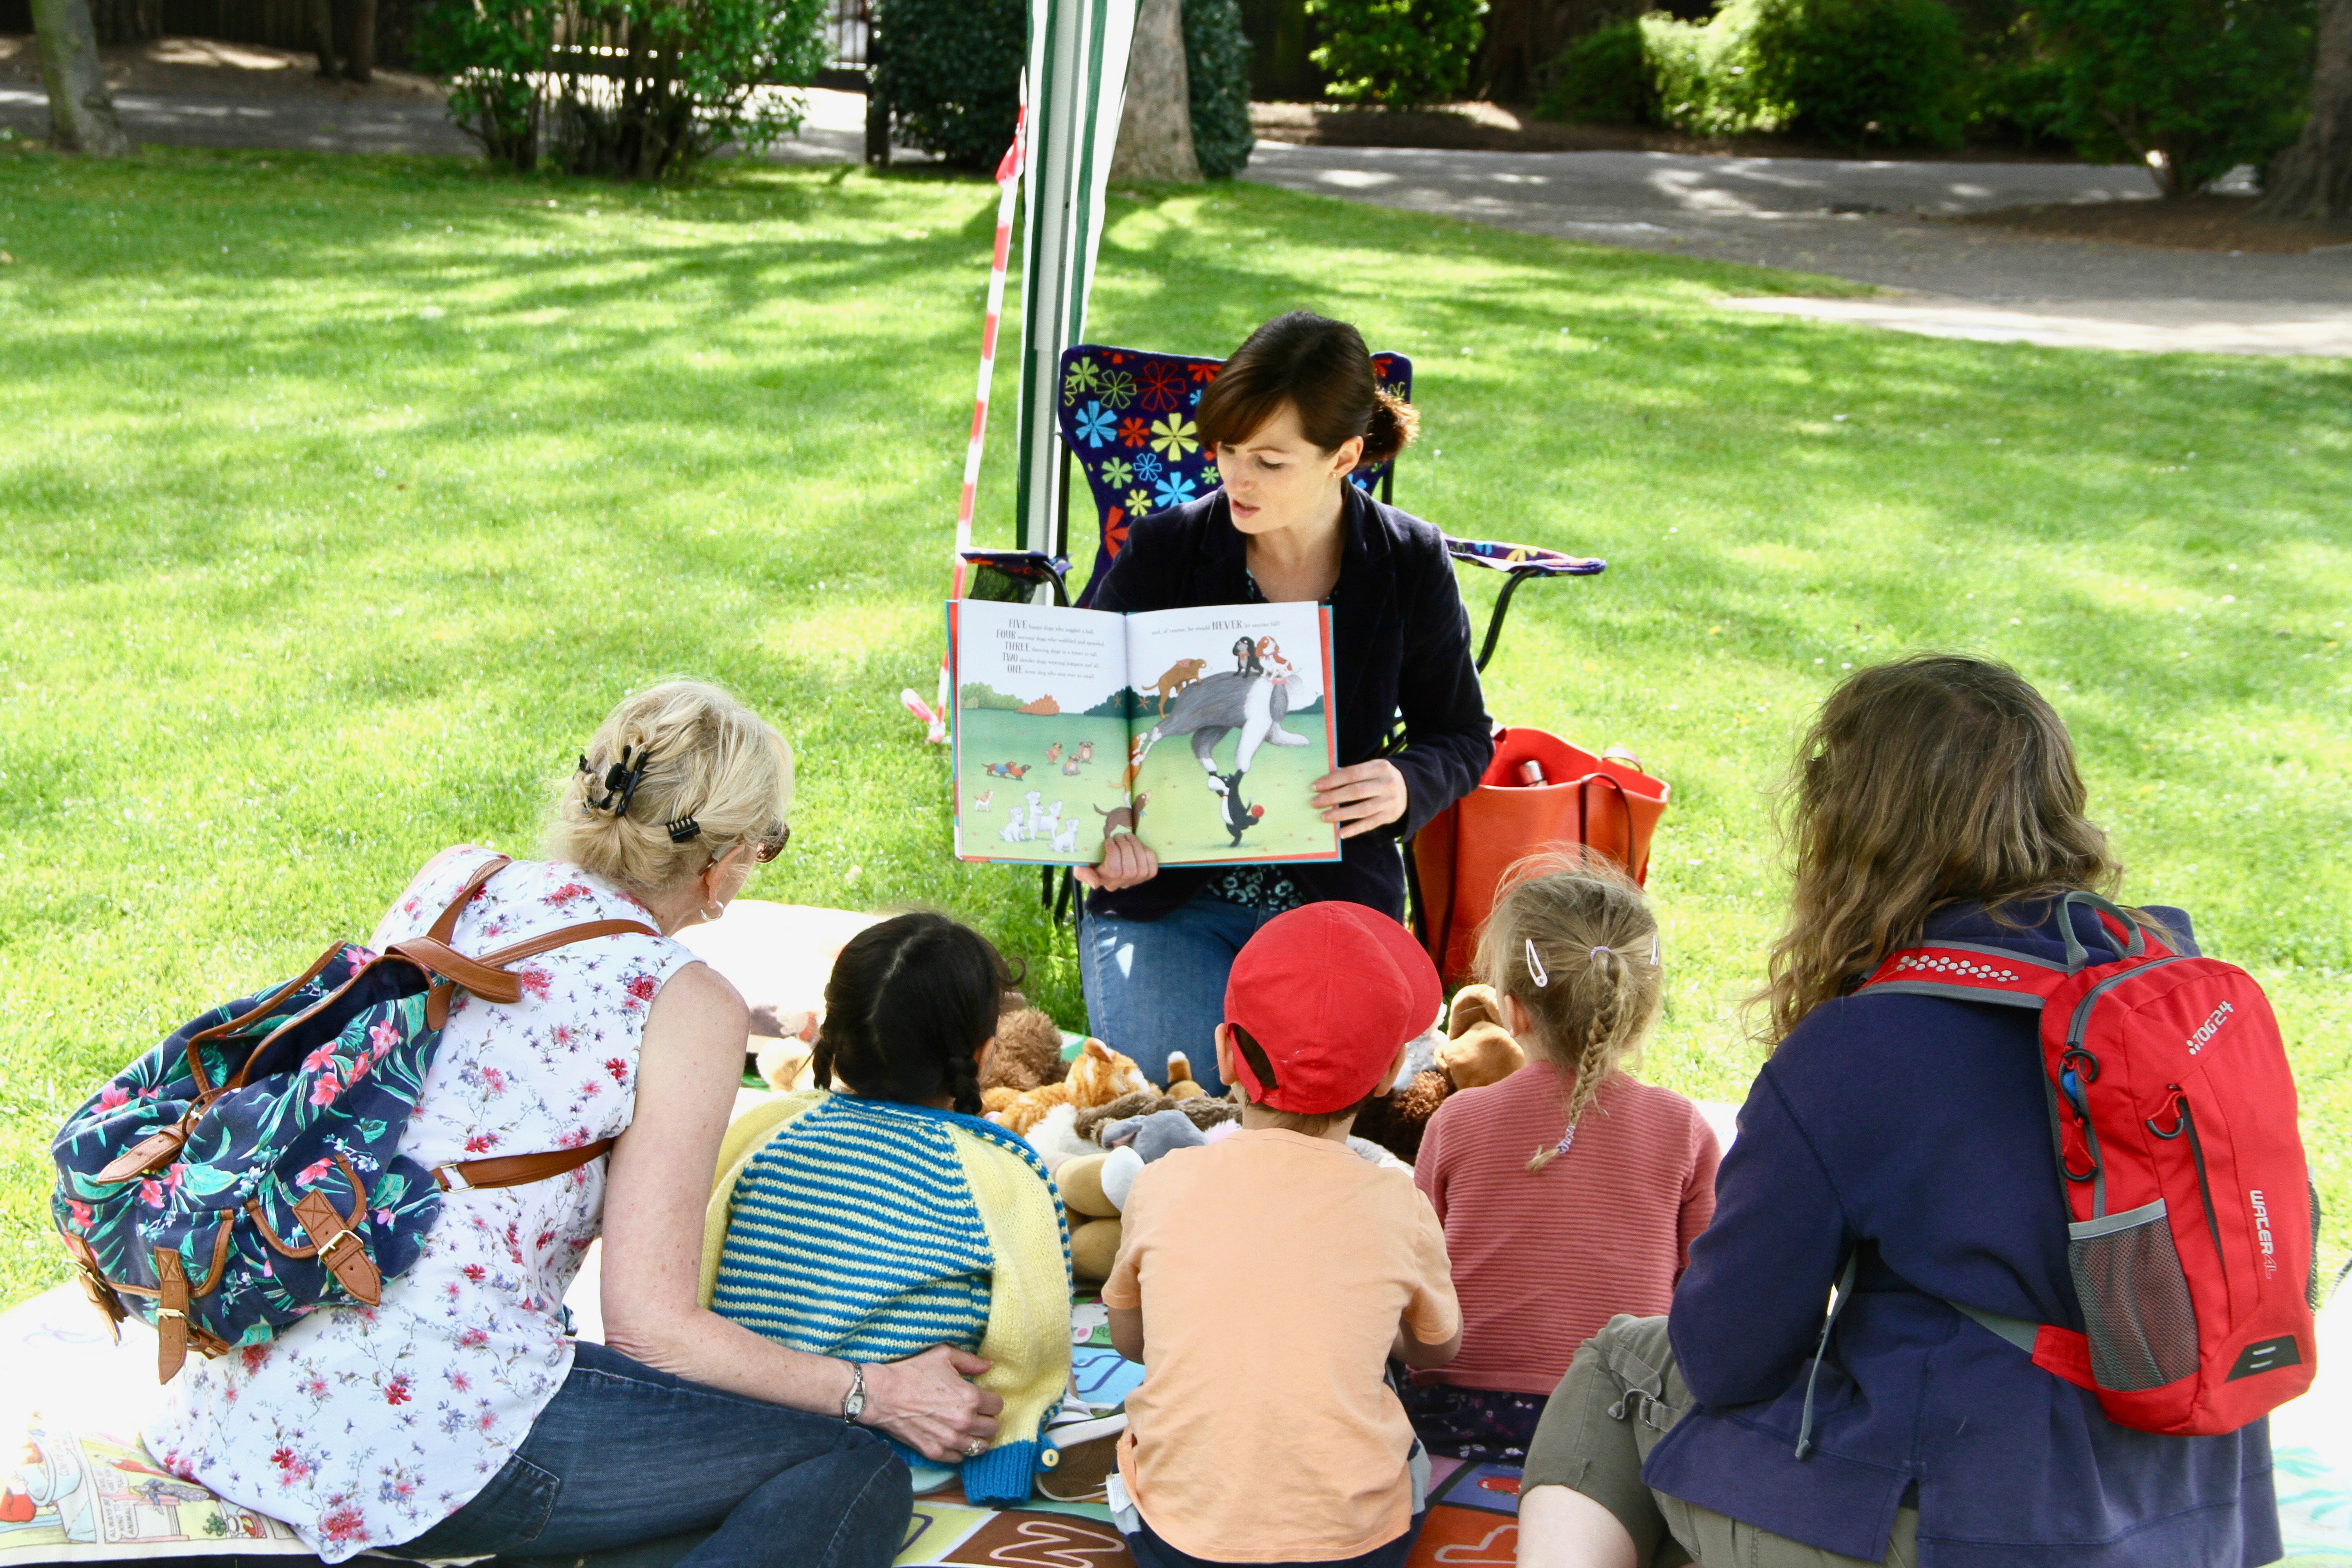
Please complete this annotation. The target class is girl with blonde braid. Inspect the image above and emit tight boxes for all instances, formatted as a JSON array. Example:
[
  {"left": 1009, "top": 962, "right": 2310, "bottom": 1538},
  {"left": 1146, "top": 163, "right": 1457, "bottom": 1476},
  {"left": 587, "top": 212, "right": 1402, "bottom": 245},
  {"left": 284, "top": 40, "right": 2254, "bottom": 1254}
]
[{"left": 1401, "top": 853, "right": 1720, "bottom": 1463}]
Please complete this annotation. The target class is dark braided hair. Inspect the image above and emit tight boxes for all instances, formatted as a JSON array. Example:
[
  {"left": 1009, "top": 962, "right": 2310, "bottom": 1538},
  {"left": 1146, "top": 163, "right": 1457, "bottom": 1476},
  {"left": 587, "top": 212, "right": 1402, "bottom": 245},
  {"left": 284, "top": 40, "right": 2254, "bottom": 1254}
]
[{"left": 813, "top": 911, "right": 1014, "bottom": 1115}]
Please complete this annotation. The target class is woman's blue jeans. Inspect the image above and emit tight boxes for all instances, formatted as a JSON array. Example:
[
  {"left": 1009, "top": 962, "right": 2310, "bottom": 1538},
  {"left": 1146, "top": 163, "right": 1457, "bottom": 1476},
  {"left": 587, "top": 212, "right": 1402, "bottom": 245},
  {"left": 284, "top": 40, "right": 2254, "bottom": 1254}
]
[
  {"left": 1079, "top": 893, "right": 1287, "bottom": 1097},
  {"left": 386, "top": 1341, "right": 911, "bottom": 1568}
]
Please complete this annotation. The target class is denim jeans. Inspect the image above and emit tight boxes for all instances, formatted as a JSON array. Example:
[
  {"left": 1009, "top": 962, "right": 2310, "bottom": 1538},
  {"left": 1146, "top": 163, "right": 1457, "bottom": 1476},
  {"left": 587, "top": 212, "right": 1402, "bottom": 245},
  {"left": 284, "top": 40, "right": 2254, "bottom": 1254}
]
[
  {"left": 1079, "top": 892, "right": 1287, "bottom": 1097},
  {"left": 386, "top": 1341, "right": 911, "bottom": 1568}
]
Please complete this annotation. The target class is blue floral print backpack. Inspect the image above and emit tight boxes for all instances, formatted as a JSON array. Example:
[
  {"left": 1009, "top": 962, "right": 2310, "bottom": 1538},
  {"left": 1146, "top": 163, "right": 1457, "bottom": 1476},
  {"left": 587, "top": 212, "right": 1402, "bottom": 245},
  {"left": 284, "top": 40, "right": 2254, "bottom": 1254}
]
[{"left": 51, "top": 855, "right": 654, "bottom": 1382}]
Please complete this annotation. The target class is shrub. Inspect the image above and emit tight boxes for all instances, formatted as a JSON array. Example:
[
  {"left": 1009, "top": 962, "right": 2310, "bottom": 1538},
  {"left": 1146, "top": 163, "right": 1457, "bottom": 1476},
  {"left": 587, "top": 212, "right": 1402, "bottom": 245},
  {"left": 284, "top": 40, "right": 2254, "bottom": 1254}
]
[
  {"left": 413, "top": 0, "right": 827, "bottom": 178},
  {"left": 1643, "top": 3, "right": 1773, "bottom": 135},
  {"left": 1745, "top": 0, "right": 1967, "bottom": 149},
  {"left": 1185, "top": 0, "right": 1257, "bottom": 177},
  {"left": 1539, "top": 19, "right": 1653, "bottom": 125},
  {"left": 1306, "top": 0, "right": 1490, "bottom": 108},
  {"left": 2039, "top": 0, "right": 2314, "bottom": 196},
  {"left": 872, "top": 0, "right": 1026, "bottom": 170},
  {"left": 1964, "top": 50, "right": 2070, "bottom": 150}
]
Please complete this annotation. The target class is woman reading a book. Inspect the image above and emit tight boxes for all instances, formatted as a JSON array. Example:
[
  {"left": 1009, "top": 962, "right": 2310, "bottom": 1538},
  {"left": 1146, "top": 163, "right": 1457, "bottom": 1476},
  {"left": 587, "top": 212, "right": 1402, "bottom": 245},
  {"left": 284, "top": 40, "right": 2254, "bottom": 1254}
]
[{"left": 1074, "top": 311, "right": 1493, "bottom": 1093}]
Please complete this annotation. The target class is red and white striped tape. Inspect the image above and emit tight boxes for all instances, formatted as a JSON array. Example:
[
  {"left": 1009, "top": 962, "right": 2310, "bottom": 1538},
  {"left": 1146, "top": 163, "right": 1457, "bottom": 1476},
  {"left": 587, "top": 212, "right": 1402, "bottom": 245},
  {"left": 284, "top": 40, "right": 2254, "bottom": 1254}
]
[{"left": 908, "top": 91, "right": 1028, "bottom": 745}]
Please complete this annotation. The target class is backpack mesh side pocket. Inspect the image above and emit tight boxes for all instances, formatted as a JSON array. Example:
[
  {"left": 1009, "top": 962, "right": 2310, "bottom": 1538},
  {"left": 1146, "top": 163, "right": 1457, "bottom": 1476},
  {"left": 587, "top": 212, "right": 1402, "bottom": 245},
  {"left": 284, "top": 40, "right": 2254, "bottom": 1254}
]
[{"left": 2068, "top": 1200, "right": 2198, "bottom": 1392}]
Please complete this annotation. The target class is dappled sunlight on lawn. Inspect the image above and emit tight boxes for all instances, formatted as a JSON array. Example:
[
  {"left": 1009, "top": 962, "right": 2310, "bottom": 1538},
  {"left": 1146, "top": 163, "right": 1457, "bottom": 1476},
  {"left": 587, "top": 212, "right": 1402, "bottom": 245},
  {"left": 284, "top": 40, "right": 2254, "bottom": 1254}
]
[{"left": 0, "top": 148, "right": 2345, "bottom": 1304}]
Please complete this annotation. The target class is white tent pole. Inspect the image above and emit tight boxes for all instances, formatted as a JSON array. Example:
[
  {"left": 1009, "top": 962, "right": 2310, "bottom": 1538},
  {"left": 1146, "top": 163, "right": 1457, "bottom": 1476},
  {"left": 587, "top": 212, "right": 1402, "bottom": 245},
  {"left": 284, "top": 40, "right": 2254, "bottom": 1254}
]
[{"left": 1012, "top": 0, "right": 1137, "bottom": 558}]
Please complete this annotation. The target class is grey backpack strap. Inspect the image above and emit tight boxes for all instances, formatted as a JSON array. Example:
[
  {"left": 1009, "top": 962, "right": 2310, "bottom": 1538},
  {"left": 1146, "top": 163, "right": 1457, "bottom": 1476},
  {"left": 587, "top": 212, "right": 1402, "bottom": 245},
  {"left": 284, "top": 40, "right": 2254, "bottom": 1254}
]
[
  {"left": 1949, "top": 1298, "right": 2042, "bottom": 1355},
  {"left": 1794, "top": 1251, "right": 1861, "bottom": 1460}
]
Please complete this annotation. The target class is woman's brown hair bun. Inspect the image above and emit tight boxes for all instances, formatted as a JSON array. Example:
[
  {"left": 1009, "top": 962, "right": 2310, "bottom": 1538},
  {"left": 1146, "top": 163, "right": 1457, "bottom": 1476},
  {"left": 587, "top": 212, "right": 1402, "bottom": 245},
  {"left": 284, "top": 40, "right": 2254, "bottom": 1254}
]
[
  {"left": 1196, "top": 310, "right": 1416, "bottom": 472},
  {"left": 1361, "top": 388, "right": 1419, "bottom": 469}
]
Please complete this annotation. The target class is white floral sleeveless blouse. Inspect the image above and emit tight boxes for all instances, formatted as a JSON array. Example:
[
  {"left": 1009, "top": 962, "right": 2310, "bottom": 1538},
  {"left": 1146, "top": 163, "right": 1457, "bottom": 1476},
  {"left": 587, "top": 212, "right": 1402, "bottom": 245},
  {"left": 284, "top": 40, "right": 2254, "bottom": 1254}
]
[{"left": 144, "top": 848, "right": 694, "bottom": 1562}]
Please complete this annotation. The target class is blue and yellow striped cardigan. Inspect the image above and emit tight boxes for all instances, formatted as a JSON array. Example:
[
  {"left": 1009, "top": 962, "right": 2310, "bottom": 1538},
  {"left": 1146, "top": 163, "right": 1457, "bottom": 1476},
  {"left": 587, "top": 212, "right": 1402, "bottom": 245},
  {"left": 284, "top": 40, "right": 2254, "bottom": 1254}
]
[{"left": 698, "top": 1090, "right": 1073, "bottom": 1504}]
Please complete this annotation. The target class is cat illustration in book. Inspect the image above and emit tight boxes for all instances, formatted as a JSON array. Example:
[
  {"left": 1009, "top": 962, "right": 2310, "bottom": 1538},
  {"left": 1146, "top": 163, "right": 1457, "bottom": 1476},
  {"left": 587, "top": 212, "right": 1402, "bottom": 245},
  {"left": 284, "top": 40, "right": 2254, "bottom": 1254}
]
[
  {"left": 1219, "top": 773, "right": 1267, "bottom": 848},
  {"left": 1095, "top": 792, "right": 1149, "bottom": 838},
  {"left": 1153, "top": 658, "right": 1208, "bottom": 716}
]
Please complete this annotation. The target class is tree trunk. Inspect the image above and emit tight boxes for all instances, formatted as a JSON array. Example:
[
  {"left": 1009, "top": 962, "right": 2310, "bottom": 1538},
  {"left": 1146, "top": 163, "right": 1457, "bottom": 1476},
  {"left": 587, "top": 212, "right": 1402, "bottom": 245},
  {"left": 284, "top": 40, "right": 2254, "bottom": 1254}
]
[
  {"left": 28, "top": 0, "right": 129, "bottom": 156},
  {"left": 344, "top": 0, "right": 377, "bottom": 83},
  {"left": 308, "top": 0, "right": 341, "bottom": 78},
  {"left": 1111, "top": 0, "right": 1201, "bottom": 183},
  {"left": 2256, "top": 0, "right": 2352, "bottom": 221}
]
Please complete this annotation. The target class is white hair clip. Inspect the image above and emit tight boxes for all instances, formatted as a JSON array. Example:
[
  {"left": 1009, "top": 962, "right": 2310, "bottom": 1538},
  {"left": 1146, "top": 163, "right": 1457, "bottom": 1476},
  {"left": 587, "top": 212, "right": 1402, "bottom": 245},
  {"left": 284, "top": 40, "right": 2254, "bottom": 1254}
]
[
  {"left": 1525, "top": 939, "right": 1548, "bottom": 988},
  {"left": 1651, "top": 932, "right": 1661, "bottom": 966}
]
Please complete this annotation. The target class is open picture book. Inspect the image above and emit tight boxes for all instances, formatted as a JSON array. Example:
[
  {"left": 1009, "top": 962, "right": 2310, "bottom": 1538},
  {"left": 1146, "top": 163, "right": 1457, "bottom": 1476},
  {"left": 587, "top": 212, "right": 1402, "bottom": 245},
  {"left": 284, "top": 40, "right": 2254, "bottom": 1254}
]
[{"left": 949, "top": 598, "right": 1341, "bottom": 867}]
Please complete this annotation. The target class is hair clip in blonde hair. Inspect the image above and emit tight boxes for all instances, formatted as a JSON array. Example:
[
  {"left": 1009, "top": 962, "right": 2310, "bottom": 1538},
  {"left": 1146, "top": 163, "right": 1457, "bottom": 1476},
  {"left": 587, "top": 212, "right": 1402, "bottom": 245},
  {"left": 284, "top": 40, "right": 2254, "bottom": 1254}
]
[
  {"left": 1651, "top": 932, "right": 1661, "bottom": 966},
  {"left": 1525, "top": 939, "right": 1548, "bottom": 988}
]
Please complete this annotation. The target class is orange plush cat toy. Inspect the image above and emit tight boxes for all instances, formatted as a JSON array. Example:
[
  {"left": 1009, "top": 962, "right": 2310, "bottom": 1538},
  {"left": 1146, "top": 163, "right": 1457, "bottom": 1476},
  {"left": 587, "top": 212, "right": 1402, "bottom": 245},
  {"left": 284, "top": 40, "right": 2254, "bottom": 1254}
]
[{"left": 982, "top": 1039, "right": 1152, "bottom": 1135}]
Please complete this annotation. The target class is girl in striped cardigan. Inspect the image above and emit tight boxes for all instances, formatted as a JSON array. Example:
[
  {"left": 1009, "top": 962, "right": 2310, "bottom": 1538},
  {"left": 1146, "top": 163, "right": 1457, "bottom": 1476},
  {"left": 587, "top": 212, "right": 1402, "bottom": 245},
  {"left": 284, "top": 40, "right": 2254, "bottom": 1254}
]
[{"left": 703, "top": 912, "right": 1074, "bottom": 1505}]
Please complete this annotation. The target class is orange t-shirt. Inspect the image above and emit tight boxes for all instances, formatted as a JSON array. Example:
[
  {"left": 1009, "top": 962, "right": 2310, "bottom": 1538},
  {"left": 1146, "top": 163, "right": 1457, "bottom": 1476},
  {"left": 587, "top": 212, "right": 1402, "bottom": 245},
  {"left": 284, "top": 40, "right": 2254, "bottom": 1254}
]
[{"left": 1101, "top": 1128, "right": 1460, "bottom": 1563}]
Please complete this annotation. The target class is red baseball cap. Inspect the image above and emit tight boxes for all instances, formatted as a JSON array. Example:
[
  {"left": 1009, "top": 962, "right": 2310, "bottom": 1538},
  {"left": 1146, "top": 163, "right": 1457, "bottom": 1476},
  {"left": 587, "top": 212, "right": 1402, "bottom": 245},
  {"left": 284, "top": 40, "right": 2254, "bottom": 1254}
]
[{"left": 1224, "top": 902, "right": 1442, "bottom": 1116}]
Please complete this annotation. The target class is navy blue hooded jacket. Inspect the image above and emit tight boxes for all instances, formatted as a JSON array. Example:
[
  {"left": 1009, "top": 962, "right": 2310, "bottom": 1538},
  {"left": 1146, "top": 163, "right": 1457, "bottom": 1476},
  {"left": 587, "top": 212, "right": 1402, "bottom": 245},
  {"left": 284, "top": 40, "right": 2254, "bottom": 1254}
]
[
  {"left": 1083, "top": 483, "right": 1493, "bottom": 923},
  {"left": 1645, "top": 898, "right": 2279, "bottom": 1568}
]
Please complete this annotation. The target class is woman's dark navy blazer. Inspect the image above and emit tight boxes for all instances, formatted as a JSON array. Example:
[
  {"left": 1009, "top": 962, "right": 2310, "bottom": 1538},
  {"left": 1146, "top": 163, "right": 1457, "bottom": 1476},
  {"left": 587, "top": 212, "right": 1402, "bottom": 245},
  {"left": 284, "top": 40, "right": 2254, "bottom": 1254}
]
[
  {"left": 1082, "top": 483, "right": 1493, "bottom": 924},
  {"left": 1646, "top": 899, "right": 2279, "bottom": 1568}
]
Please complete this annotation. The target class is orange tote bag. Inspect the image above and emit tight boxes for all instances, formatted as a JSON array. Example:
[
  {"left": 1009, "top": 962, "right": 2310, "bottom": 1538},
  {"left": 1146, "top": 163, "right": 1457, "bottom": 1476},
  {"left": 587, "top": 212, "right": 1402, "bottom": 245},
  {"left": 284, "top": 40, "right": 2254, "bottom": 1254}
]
[{"left": 1406, "top": 729, "right": 1670, "bottom": 993}]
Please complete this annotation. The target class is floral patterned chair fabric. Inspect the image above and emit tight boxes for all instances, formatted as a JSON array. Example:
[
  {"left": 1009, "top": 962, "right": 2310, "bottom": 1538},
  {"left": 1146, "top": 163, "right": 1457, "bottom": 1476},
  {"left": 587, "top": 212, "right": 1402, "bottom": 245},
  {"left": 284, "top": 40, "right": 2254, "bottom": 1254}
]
[{"left": 1054, "top": 343, "right": 1413, "bottom": 608}]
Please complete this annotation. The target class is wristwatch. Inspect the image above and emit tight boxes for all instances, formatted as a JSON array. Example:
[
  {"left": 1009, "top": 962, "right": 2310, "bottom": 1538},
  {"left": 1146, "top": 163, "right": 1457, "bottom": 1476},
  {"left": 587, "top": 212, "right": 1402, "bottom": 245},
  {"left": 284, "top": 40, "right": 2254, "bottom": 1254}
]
[{"left": 839, "top": 1360, "right": 868, "bottom": 1424}]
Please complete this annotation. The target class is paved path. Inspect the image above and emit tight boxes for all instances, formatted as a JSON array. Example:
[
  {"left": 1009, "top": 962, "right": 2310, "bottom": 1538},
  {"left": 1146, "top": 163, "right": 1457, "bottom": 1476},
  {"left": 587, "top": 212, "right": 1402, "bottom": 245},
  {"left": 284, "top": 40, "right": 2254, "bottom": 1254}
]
[
  {"left": 0, "top": 82, "right": 894, "bottom": 163},
  {"left": 1241, "top": 143, "right": 2352, "bottom": 354}
]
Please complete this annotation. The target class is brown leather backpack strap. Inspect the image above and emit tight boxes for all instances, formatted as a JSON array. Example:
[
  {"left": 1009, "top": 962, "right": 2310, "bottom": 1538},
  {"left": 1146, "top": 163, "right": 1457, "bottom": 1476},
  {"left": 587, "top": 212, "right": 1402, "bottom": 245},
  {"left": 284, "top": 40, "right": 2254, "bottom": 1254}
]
[
  {"left": 435, "top": 1137, "right": 614, "bottom": 1193},
  {"left": 426, "top": 854, "right": 512, "bottom": 945},
  {"left": 155, "top": 1248, "right": 191, "bottom": 1383},
  {"left": 384, "top": 936, "right": 526, "bottom": 1006},
  {"left": 471, "top": 919, "right": 659, "bottom": 971}
]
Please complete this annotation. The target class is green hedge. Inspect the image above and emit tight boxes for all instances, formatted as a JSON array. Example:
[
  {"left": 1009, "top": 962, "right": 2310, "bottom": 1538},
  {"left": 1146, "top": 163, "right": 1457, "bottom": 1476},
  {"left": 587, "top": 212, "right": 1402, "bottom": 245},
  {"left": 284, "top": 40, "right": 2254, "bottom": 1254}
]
[
  {"left": 1307, "top": 0, "right": 1489, "bottom": 108},
  {"left": 876, "top": 0, "right": 1257, "bottom": 178},
  {"left": 2040, "top": 0, "right": 2313, "bottom": 196},
  {"left": 1186, "top": 0, "right": 1257, "bottom": 177},
  {"left": 1747, "top": 0, "right": 1965, "bottom": 148},
  {"left": 872, "top": 0, "right": 1027, "bottom": 170}
]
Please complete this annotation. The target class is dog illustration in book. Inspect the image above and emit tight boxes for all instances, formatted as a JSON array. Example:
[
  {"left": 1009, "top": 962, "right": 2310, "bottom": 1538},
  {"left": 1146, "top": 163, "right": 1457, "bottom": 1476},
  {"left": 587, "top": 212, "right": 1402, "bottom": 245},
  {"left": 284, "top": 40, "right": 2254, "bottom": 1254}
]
[
  {"left": 1021, "top": 791, "right": 1045, "bottom": 838},
  {"left": 1094, "top": 792, "right": 1149, "bottom": 838},
  {"left": 1219, "top": 773, "right": 1266, "bottom": 848},
  {"left": 1128, "top": 649, "right": 1311, "bottom": 798},
  {"left": 1052, "top": 818, "right": 1081, "bottom": 854},
  {"left": 984, "top": 761, "right": 1031, "bottom": 780},
  {"left": 970, "top": 790, "right": 994, "bottom": 813},
  {"left": 998, "top": 807, "right": 1028, "bottom": 846},
  {"left": 1033, "top": 800, "right": 1065, "bottom": 843},
  {"left": 1062, "top": 757, "right": 1083, "bottom": 775},
  {"left": 1152, "top": 658, "right": 1208, "bottom": 717},
  {"left": 1047, "top": 742, "right": 1064, "bottom": 764},
  {"left": 1076, "top": 740, "right": 1095, "bottom": 763}
]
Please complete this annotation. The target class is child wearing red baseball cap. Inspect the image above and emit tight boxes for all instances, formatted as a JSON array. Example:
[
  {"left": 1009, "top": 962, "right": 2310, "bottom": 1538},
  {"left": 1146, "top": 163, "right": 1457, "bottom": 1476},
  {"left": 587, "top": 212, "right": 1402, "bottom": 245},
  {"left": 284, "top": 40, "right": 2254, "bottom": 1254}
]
[{"left": 1102, "top": 902, "right": 1462, "bottom": 1568}]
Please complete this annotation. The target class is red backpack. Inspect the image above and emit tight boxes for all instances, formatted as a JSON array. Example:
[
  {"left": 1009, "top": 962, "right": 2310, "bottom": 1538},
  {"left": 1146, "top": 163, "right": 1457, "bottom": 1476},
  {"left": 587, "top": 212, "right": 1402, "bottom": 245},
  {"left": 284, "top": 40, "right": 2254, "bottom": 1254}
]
[{"left": 1853, "top": 892, "right": 2319, "bottom": 1435}]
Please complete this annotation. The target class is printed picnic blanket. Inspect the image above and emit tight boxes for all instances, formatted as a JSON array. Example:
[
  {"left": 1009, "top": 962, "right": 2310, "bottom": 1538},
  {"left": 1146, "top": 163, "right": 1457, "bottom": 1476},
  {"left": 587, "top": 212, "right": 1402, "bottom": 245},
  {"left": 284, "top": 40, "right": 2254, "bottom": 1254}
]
[{"left": 2, "top": 1281, "right": 2345, "bottom": 1567}]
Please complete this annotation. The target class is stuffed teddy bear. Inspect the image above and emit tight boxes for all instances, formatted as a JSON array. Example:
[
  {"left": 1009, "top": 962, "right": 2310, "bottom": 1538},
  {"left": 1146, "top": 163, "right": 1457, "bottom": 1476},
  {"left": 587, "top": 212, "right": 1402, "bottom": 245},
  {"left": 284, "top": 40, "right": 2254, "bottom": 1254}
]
[
  {"left": 983, "top": 1039, "right": 1151, "bottom": 1135},
  {"left": 1351, "top": 984, "right": 1528, "bottom": 1164},
  {"left": 983, "top": 999, "right": 1070, "bottom": 1094}
]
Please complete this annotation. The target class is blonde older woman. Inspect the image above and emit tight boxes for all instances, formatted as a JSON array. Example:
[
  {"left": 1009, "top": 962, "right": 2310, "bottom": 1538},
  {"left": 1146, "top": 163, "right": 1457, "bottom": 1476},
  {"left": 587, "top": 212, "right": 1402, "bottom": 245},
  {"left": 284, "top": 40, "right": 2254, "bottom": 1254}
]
[{"left": 144, "top": 681, "right": 999, "bottom": 1568}]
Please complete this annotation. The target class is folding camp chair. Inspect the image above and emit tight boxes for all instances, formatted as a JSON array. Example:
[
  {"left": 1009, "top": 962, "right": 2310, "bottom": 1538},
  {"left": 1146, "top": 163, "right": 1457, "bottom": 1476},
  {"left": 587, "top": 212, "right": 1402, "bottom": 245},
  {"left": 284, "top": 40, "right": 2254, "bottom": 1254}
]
[{"left": 959, "top": 343, "right": 1608, "bottom": 923}]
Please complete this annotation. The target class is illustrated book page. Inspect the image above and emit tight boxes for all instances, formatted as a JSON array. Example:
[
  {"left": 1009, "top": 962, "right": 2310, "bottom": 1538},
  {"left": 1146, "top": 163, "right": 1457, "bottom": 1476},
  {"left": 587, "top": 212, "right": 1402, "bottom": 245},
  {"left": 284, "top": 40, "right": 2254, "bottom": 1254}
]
[{"left": 948, "top": 598, "right": 1340, "bottom": 869}]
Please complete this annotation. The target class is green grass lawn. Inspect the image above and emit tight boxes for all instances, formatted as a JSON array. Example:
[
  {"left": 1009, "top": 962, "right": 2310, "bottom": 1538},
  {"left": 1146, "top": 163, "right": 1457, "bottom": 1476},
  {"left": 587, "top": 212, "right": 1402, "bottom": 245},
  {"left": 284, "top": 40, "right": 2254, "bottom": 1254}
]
[{"left": 1, "top": 145, "right": 2346, "bottom": 1309}]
